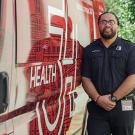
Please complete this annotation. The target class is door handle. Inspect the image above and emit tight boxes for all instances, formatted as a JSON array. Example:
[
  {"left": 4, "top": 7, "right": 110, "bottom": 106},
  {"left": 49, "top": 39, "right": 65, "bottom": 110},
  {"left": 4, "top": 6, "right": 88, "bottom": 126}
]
[{"left": 0, "top": 72, "right": 9, "bottom": 114}]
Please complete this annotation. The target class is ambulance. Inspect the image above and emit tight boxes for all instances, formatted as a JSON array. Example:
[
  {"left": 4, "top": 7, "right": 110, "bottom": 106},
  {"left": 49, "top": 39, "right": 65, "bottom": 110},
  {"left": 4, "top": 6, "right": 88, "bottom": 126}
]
[{"left": 0, "top": 0, "right": 104, "bottom": 134}]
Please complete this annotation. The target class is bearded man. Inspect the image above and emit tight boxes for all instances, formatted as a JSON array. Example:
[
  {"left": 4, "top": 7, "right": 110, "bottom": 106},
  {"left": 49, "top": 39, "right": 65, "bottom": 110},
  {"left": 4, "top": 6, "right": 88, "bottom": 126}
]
[{"left": 81, "top": 12, "right": 135, "bottom": 135}]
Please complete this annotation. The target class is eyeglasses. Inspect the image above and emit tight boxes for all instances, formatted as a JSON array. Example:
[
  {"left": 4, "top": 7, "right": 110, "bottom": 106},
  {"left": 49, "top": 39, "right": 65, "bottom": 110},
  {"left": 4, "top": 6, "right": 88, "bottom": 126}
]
[{"left": 99, "top": 20, "right": 116, "bottom": 26}]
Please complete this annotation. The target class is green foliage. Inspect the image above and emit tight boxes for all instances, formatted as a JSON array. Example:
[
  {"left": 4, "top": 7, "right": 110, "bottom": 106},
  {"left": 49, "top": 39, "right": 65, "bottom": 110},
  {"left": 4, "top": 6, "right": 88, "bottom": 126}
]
[{"left": 104, "top": 0, "right": 135, "bottom": 43}]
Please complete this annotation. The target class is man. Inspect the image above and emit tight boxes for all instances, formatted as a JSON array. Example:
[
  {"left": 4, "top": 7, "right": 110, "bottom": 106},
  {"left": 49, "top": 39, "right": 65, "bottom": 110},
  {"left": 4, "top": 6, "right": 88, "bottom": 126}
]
[{"left": 81, "top": 12, "right": 135, "bottom": 135}]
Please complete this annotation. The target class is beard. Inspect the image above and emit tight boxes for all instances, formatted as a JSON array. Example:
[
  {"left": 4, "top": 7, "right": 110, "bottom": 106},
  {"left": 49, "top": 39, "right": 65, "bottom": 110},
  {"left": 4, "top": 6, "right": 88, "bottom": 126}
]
[{"left": 100, "top": 27, "right": 117, "bottom": 39}]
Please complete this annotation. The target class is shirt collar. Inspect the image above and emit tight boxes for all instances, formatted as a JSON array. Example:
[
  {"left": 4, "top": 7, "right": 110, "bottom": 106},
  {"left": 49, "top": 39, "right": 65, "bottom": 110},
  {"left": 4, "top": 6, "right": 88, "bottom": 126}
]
[{"left": 98, "top": 37, "right": 120, "bottom": 48}]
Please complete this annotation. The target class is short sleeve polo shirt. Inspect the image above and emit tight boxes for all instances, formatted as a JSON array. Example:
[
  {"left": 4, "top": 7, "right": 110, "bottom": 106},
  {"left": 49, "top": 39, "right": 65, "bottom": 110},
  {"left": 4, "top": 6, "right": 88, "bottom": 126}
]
[{"left": 81, "top": 37, "right": 135, "bottom": 95}]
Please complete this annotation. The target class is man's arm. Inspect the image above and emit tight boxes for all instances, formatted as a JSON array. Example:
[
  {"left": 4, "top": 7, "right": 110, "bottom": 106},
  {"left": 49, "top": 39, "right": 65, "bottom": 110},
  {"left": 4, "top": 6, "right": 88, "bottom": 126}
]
[
  {"left": 82, "top": 76, "right": 116, "bottom": 111},
  {"left": 82, "top": 76, "right": 99, "bottom": 101},
  {"left": 113, "top": 74, "right": 135, "bottom": 100},
  {"left": 114, "top": 45, "right": 135, "bottom": 100}
]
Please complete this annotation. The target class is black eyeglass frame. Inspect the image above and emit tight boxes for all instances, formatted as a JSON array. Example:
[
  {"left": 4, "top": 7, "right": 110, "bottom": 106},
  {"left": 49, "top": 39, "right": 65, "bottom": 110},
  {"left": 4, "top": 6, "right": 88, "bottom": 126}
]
[{"left": 99, "top": 20, "right": 116, "bottom": 26}]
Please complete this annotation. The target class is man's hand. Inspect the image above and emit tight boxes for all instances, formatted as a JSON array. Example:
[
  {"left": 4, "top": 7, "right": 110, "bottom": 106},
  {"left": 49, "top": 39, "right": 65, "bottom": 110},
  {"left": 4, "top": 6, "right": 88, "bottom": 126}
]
[{"left": 96, "top": 94, "right": 116, "bottom": 111}]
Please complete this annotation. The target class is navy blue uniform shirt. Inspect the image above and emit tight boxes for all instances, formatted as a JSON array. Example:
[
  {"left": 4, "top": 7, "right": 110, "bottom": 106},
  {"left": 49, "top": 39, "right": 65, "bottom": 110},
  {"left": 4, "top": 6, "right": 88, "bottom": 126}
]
[{"left": 81, "top": 37, "right": 135, "bottom": 95}]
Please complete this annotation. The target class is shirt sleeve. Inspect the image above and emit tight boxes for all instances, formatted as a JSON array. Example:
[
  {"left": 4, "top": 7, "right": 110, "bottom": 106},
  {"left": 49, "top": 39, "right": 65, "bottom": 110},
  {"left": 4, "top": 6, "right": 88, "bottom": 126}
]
[
  {"left": 81, "top": 46, "right": 92, "bottom": 78},
  {"left": 126, "top": 45, "right": 135, "bottom": 75}
]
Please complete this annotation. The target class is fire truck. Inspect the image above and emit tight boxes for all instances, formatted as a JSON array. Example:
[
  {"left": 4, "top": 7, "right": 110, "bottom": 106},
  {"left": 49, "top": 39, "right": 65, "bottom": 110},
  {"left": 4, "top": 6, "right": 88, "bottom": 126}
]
[{"left": 0, "top": 0, "right": 104, "bottom": 134}]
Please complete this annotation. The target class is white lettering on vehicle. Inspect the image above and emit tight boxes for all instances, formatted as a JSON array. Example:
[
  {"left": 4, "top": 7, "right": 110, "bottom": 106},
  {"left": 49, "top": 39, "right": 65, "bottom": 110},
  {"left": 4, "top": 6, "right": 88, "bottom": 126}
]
[{"left": 30, "top": 64, "right": 56, "bottom": 88}]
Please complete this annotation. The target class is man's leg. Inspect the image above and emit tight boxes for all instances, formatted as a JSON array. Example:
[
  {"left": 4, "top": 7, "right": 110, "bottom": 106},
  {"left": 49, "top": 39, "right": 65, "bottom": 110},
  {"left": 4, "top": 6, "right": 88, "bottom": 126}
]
[
  {"left": 87, "top": 101, "right": 111, "bottom": 135},
  {"left": 87, "top": 114, "right": 111, "bottom": 135},
  {"left": 111, "top": 101, "right": 135, "bottom": 135}
]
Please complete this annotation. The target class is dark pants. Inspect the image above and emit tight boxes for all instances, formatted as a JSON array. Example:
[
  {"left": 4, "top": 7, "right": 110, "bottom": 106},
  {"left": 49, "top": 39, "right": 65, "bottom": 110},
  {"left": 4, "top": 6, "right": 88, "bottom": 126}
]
[{"left": 87, "top": 100, "right": 135, "bottom": 135}]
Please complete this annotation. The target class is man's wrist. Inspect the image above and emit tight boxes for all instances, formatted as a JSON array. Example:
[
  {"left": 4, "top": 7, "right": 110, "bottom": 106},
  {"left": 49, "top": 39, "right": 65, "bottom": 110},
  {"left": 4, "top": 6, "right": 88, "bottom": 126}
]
[
  {"left": 94, "top": 95, "right": 101, "bottom": 102},
  {"left": 111, "top": 94, "right": 118, "bottom": 102}
]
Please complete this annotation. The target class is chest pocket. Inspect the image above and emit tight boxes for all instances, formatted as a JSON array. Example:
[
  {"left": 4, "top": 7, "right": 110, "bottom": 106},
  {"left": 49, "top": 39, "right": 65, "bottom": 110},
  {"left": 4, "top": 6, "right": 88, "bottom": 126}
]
[
  {"left": 91, "top": 52, "right": 103, "bottom": 71},
  {"left": 111, "top": 51, "right": 126, "bottom": 71}
]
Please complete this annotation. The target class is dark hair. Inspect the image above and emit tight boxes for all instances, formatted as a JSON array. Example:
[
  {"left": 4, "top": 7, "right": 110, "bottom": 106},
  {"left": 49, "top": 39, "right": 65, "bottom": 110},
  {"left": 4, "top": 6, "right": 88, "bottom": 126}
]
[{"left": 98, "top": 12, "right": 120, "bottom": 25}]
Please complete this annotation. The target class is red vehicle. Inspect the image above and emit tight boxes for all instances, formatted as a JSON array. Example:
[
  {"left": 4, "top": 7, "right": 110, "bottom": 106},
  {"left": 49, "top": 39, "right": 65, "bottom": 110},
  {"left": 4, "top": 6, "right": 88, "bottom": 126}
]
[{"left": 0, "top": 0, "right": 104, "bottom": 134}]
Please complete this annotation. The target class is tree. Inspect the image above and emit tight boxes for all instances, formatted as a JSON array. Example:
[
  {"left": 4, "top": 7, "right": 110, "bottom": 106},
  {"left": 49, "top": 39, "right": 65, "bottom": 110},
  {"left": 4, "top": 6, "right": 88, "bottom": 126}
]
[{"left": 104, "top": 0, "right": 135, "bottom": 43}]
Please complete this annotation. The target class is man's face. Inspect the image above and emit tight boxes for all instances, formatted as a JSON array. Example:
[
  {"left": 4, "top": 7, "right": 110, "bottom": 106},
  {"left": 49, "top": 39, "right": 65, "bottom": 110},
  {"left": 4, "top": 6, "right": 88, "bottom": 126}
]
[{"left": 98, "top": 13, "right": 119, "bottom": 39}]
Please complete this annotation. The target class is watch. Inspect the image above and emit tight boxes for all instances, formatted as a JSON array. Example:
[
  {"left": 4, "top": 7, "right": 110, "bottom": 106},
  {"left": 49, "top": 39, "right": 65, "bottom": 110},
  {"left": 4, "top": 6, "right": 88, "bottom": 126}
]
[{"left": 111, "top": 95, "right": 118, "bottom": 102}]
